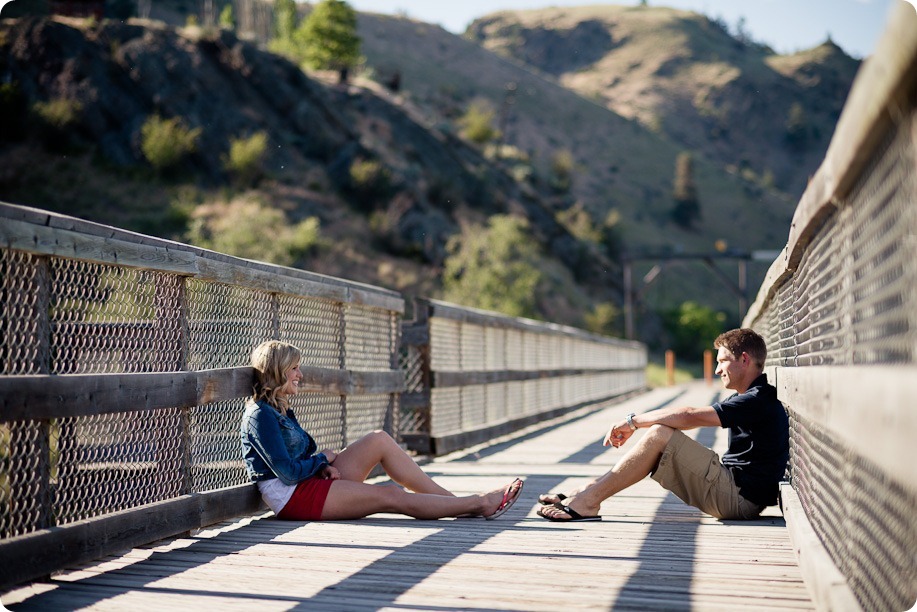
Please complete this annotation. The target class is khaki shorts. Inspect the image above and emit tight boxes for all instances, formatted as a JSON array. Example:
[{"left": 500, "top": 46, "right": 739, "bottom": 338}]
[{"left": 651, "top": 429, "right": 765, "bottom": 520}]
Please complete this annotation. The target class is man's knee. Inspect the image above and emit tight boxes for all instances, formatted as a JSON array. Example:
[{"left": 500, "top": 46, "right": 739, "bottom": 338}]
[{"left": 641, "top": 424, "right": 676, "bottom": 448}]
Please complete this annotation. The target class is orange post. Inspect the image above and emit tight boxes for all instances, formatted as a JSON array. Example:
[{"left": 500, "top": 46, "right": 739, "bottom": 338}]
[
  {"left": 704, "top": 349, "right": 713, "bottom": 386},
  {"left": 665, "top": 350, "right": 675, "bottom": 386}
]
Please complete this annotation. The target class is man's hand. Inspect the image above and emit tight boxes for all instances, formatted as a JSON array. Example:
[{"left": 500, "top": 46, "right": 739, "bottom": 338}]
[
  {"left": 320, "top": 465, "right": 341, "bottom": 480},
  {"left": 603, "top": 421, "right": 635, "bottom": 448}
]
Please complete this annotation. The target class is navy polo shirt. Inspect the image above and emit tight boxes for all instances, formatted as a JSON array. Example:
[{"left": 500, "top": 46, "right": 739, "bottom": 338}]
[{"left": 712, "top": 373, "right": 790, "bottom": 506}]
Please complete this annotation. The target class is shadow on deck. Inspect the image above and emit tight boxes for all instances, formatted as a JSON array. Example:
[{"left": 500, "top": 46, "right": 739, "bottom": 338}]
[{"left": 3, "top": 382, "right": 811, "bottom": 611}]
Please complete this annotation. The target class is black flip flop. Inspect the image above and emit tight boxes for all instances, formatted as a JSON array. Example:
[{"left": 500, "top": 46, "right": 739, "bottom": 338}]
[
  {"left": 537, "top": 493, "right": 567, "bottom": 505},
  {"left": 538, "top": 501, "right": 602, "bottom": 522}
]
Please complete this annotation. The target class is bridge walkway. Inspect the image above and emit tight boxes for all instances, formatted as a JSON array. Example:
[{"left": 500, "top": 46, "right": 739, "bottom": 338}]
[{"left": 3, "top": 382, "right": 812, "bottom": 611}]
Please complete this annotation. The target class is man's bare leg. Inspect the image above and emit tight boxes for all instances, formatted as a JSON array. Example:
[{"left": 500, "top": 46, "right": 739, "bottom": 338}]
[{"left": 539, "top": 425, "right": 675, "bottom": 520}]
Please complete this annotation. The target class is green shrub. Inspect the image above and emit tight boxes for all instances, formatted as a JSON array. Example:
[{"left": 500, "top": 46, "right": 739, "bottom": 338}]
[
  {"left": 556, "top": 202, "right": 602, "bottom": 244},
  {"left": 458, "top": 101, "right": 500, "bottom": 145},
  {"left": 223, "top": 131, "right": 268, "bottom": 185},
  {"left": 140, "top": 114, "right": 201, "bottom": 171},
  {"left": 661, "top": 301, "right": 727, "bottom": 360},
  {"left": 349, "top": 158, "right": 391, "bottom": 204},
  {"left": 32, "top": 97, "right": 83, "bottom": 130},
  {"left": 219, "top": 3, "right": 235, "bottom": 29},
  {"left": 549, "top": 148, "right": 575, "bottom": 193},
  {"left": 584, "top": 302, "right": 621, "bottom": 336},
  {"left": 31, "top": 97, "right": 83, "bottom": 150},
  {"left": 442, "top": 214, "right": 543, "bottom": 318},
  {"left": 186, "top": 196, "right": 320, "bottom": 265}
]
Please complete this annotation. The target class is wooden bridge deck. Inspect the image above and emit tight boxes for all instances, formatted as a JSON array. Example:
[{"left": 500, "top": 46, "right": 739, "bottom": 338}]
[{"left": 2, "top": 382, "right": 813, "bottom": 611}]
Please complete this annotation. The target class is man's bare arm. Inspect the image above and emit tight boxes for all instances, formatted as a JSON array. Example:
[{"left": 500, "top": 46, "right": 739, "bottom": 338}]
[{"left": 604, "top": 405, "right": 720, "bottom": 447}]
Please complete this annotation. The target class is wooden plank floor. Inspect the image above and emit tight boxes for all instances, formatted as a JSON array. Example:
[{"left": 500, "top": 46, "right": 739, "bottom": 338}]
[{"left": 2, "top": 382, "right": 813, "bottom": 611}]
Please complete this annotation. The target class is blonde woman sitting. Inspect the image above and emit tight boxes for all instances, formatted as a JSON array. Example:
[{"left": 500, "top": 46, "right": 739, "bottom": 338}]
[{"left": 240, "top": 340, "right": 524, "bottom": 521}]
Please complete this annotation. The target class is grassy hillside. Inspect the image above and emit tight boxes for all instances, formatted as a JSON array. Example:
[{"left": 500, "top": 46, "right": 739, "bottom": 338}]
[
  {"left": 0, "top": 15, "right": 614, "bottom": 330},
  {"left": 465, "top": 4, "right": 858, "bottom": 200},
  {"left": 356, "top": 11, "right": 798, "bottom": 316},
  {"left": 0, "top": 3, "right": 856, "bottom": 346}
]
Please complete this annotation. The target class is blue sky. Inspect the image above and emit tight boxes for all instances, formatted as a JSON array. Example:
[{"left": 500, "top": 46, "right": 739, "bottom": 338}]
[{"left": 348, "top": 0, "right": 903, "bottom": 59}]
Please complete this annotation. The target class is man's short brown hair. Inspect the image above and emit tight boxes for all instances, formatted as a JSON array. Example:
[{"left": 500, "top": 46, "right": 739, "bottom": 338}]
[{"left": 714, "top": 328, "right": 767, "bottom": 369}]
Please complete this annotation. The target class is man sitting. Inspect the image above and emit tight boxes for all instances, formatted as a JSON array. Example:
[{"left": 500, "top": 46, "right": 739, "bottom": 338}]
[{"left": 538, "top": 328, "right": 789, "bottom": 522}]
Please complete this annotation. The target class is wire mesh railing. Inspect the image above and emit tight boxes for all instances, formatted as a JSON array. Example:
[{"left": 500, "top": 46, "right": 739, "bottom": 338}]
[
  {"left": 0, "top": 202, "right": 404, "bottom": 588},
  {"left": 400, "top": 298, "right": 647, "bottom": 455},
  {"left": 743, "top": 5, "right": 917, "bottom": 609}
]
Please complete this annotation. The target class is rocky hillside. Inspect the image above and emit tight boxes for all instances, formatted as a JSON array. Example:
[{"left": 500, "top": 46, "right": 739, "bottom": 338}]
[
  {"left": 0, "top": 16, "right": 614, "bottom": 326},
  {"left": 465, "top": 5, "right": 860, "bottom": 199},
  {"left": 0, "top": 5, "right": 860, "bottom": 338}
]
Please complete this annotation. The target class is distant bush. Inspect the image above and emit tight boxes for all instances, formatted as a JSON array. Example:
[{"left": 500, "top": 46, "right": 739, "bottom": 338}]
[
  {"left": 661, "top": 301, "right": 727, "bottom": 359},
  {"left": 458, "top": 101, "right": 500, "bottom": 145},
  {"left": 549, "top": 148, "right": 575, "bottom": 193},
  {"left": 219, "top": 3, "right": 235, "bottom": 29},
  {"left": 31, "top": 97, "right": 83, "bottom": 150},
  {"left": 671, "top": 151, "right": 700, "bottom": 229},
  {"left": 349, "top": 158, "right": 391, "bottom": 205},
  {"left": 223, "top": 131, "right": 268, "bottom": 186},
  {"left": 442, "top": 214, "right": 543, "bottom": 318},
  {"left": 584, "top": 302, "right": 621, "bottom": 337},
  {"left": 140, "top": 114, "right": 201, "bottom": 171},
  {"left": 556, "top": 202, "right": 602, "bottom": 245},
  {"left": 186, "top": 196, "right": 321, "bottom": 265},
  {"left": 32, "top": 97, "right": 82, "bottom": 130}
]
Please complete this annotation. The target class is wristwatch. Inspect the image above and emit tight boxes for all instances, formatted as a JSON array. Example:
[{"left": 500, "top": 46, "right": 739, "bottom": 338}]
[{"left": 625, "top": 412, "right": 637, "bottom": 431}]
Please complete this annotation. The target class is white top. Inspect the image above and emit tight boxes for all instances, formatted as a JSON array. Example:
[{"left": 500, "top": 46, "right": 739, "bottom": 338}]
[{"left": 257, "top": 478, "right": 297, "bottom": 513}]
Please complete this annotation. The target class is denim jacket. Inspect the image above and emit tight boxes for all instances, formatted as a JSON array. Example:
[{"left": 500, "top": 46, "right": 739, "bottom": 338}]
[{"left": 240, "top": 399, "right": 328, "bottom": 485}]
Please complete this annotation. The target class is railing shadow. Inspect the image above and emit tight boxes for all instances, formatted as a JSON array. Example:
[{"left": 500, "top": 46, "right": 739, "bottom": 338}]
[
  {"left": 608, "top": 422, "right": 718, "bottom": 611},
  {"left": 7, "top": 517, "right": 305, "bottom": 610}
]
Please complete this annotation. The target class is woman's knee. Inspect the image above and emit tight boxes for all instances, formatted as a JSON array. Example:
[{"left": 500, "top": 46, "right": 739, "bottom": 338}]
[
  {"left": 375, "top": 483, "right": 408, "bottom": 512},
  {"left": 365, "top": 430, "right": 397, "bottom": 450}
]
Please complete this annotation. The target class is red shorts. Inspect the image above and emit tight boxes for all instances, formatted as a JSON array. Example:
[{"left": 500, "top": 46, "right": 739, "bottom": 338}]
[{"left": 276, "top": 477, "right": 334, "bottom": 521}]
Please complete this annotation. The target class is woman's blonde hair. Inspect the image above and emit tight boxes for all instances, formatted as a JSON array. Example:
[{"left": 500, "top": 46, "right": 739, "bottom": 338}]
[{"left": 250, "top": 340, "right": 301, "bottom": 411}]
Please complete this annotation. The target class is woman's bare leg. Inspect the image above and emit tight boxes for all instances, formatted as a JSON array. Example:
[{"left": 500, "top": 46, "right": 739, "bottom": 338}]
[
  {"left": 320, "top": 479, "right": 520, "bottom": 520},
  {"left": 332, "top": 431, "right": 451, "bottom": 495}
]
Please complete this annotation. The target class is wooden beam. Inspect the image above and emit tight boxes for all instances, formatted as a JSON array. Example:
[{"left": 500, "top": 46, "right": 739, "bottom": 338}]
[
  {"left": 0, "top": 203, "right": 404, "bottom": 314},
  {"left": 433, "top": 367, "right": 646, "bottom": 388},
  {"left": 426, "top": 298, "right": 644, "bottom": 350},
  {"left": 774, "top": 364, "right": 917, "bottom": 491},
  {"left": 0, "top": 366, "right": 404, "bottom": 422}
]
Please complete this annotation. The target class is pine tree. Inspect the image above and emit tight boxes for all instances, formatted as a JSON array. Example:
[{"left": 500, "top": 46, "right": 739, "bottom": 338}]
[
  {"left": 295, "top": 0, "right": 361, "bottom": 83},
  {"left": 671, "top": 152, "right": 700, "bottom": 229},
  {"left": 274, "top": 0, "right": 297, "bottom": 41}
]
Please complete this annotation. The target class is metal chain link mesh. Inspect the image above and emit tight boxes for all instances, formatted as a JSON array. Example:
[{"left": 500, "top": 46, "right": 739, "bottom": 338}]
[
  {"left": 422, "top": 316, "right": 646, "bottom": 437},
  {"left": 1, "top": 249, "right": 47, "bottom": 375},
  {"left": 1, "top": 239, "right": 402, "bottom": 539},
  {"left": 755, "top": 111, "right": 917, "bottom": 610},
  {"left": 50, "top": 260, "right": 186, "bottom": 374}
]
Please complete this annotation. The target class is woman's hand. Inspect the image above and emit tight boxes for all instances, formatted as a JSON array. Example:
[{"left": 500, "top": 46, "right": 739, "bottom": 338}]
[
  {"left": 320, "top": 448, "right": 337, "bottom": 463},
  {"left": 320, "top": 465, "right": 341, "bottom": 480}
]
